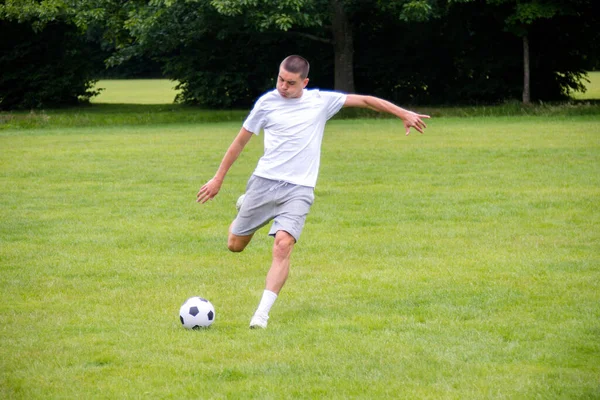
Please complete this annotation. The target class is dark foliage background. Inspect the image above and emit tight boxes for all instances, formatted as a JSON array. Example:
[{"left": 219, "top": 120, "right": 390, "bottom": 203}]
[
  {"left": 1, "top": 0, "right": 598, "bottom": 110},
  {"left": 0, "top": 21, "right": 101, "bottom": 110}
]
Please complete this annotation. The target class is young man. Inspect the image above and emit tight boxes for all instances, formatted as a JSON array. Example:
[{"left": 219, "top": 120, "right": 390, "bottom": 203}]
[{"left": 197, "top": 55, "right": 429, "bottom": 329}]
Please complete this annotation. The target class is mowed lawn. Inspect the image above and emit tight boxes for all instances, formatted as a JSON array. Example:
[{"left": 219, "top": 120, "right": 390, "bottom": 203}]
[
  {"left": 91, "top": 71, "right": 600, "bottom": 104},
  {"left": 91, "top": 79, "right": 181, "bottom": 104},
  {"left": 89, "top": 71, "right": 599, "bottom": 106},
  {"left": 1, "top": 111, "right": 598, "bottom": 398},
  {"left": 573, "top": 71, "right": 600, "bottom": 100}
]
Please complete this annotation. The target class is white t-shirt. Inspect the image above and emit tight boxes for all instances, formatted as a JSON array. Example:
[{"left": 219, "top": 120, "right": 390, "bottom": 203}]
[{"left": 243, "top": 88, "right": 347, "bottom": 188}]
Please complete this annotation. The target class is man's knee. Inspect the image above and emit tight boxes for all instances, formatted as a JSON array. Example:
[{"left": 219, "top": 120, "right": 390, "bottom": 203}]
[
  {"left": 273, "top": 231, "right": 296, "bottom": 258},
  {"left": 228, "top": 234, "right": 252, "bottom": 252},
  {"left": 227, "top": 237, "right": 245, "bottom": 252}
]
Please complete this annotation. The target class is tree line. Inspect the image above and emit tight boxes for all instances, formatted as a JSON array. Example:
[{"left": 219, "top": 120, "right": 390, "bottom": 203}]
[{"left": 1, "top": 0, "right": 598, "bottom": 110}]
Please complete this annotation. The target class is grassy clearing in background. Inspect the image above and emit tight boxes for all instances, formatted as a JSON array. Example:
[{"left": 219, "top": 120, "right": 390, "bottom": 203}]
[
  {"left": 91, "top": 79, "right": 181, "bottom": 104},
  {"left": 89, "top": 72, "right": 599, "bottom": 104},
  {"left": 573, "top": 71, "right": 600, "bottom": 100},
  {"left": 1, "top": 73, "right": 598, "bottom": 130},
  {"left": 1, "top": 114, "right": 599, "bottom": 398}
]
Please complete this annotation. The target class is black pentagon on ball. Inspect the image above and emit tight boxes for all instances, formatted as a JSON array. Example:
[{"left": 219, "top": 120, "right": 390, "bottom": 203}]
[
  {"left": 199, "top": 298, "right": 208, "bottom": 302},
  {"left": 207, "top": 310, "right": 214, "bottom": 321},
  {"left": 180, "top": 316, "right": 184, "bottom": 325},
  {"left": 189, "top": 306, "right": 200, "bottom": 316}
]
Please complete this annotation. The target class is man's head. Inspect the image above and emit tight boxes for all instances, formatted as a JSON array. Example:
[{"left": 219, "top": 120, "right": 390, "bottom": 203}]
[{"left": 277, "top": 55, "right": 310, "bottom": 99}]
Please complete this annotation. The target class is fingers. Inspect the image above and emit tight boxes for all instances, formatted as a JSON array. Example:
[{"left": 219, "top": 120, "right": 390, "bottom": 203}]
[
  {"left": 197, "top": 192, "right": 212, "bottom": 204},
  {"left": 405, "top": 114, "right": 430, "bottom": 135},
  {"left": 405, "top": 121, "right": 424, "bottom": 135},
  {"left": 407, "top": 126, "right": 424, "bottom": 135},
  {"left": 197, "top": 178, "right": 224, "bottom": 204},
  {"left": 414, "top": 115, "right": 428, "bottom": 130},
  {"left": 196, "top": 184, "right": 214, "bottom": 204},
  {"left": 196, "top": 185, "right": 206, "bottom": 199}
]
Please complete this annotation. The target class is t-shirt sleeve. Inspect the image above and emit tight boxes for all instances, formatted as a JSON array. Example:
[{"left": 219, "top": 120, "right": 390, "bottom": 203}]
[
  {"left": 322, "top": 91, "right": 347, "bottom": 120},
  {"left": 243, "top": 97, "right": 267, "bottom": 135}
]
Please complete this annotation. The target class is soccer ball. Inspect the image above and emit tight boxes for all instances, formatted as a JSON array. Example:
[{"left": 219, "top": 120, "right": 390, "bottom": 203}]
[
  {"left": 236, "top": 193, "right": 246, "bottom": 212},
  {"left": 179, "top": 297, "right": 215, "bottom": 329}
]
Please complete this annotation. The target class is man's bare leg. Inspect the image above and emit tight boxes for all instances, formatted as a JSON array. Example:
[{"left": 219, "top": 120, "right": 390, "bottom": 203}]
[
  {"left": 227, "top": 225, "right": 253, "bottom": 252},
  {"left": 250, "top": 230, "right": 296, "bottom": 328}
]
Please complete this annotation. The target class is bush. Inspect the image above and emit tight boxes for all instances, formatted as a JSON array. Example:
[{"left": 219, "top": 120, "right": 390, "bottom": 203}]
[{"left": 0, "top": 21, "right": 101, "bottom": 110}]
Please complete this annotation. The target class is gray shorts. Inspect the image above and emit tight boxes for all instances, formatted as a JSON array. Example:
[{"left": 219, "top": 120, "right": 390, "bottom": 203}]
[{"left": 230, "top": 175, "right": 315, "bottom": 242}]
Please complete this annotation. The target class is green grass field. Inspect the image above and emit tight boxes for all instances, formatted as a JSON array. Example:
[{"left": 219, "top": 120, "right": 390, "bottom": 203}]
[
  {"left": 1, "top": 82, "right": 599, "bottom": 398},
  {"left": 88, "top": 71, "right": 599, "bottom": 106},
  {"left": 573, "top": 71, "right": 600, "bottom": 100},
  {"left": 91, "top": 79, "right": 181, "bottom": 104}
]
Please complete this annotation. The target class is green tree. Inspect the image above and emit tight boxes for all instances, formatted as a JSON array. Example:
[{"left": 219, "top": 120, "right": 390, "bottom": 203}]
[
  {"left": 211, "top": 0, "right": 438, "bottom": 93},
  {"left": 0, "top": 0, "right": 102, "bottom": 109},
  {"left": 78, "top": 0, "right": 307, "bottom": 107},
  {"left": 449, "top": 0, "right": 599, "bottom": 103},
  {"left": 67, "top": 0, "right": 598, "bottom": 107}
]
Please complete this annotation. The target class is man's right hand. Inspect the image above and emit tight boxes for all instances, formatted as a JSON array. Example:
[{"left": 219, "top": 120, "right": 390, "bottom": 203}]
[{"left": 196, "top": 178, "right": 223, "bottom": 203}]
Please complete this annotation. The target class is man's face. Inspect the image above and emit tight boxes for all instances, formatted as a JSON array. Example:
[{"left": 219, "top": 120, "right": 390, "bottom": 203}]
[{"left": 276, "top": 66, "right": 308, "bottom": 99}]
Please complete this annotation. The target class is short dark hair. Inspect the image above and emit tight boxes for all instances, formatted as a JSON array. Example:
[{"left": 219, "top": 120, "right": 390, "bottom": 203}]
[{"left": 281, "top": 55, "right": 310, "bottom": 79}]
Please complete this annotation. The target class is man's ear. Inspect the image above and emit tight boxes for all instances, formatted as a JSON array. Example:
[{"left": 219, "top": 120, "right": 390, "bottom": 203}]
[{"left": 303, "top": 78, "right": 309, "bottom": 88}]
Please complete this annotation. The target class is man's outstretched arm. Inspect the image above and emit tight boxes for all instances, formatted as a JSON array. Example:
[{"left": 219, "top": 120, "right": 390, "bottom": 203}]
[
  {"left": 344, "top": 94, "right": 430, "bottom": 135},
  {"left": 196, "top": 127, "right": 254, "bottom": 204}
]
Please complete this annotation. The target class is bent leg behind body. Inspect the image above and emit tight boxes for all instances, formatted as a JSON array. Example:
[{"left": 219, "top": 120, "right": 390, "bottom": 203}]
[
  {"left": 228, "top": 175, "right": 274, "bottom": 252},
  {"left": 228, "top": 228, "right": 253, "bottom": 253}
]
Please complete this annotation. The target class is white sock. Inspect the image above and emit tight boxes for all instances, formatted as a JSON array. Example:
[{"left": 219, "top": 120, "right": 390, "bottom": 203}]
[{"left": 255, "top": 290, "right": 278, "bottom": 316}]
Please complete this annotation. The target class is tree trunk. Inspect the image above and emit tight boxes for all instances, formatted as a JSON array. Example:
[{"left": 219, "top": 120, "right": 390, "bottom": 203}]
[
  {"left": 522, "top": 34, "right": 531, "bottom": 104},
  {"left": 330, "top": 0, "right": 355, "bottom": 93}
]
